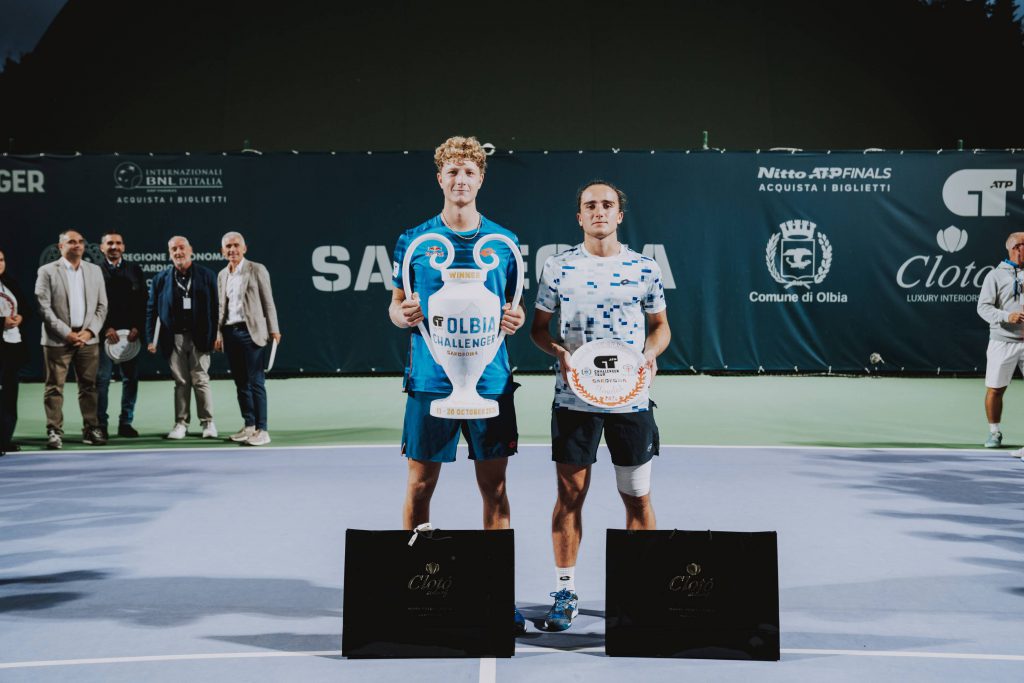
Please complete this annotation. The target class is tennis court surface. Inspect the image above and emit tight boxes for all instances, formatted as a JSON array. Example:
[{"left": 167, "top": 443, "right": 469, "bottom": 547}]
[{"left": 2, "top": 433, "right": 1022, "bottom": 682}]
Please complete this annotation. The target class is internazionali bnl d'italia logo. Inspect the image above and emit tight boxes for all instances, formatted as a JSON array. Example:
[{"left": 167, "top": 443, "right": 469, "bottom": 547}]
[{"left": 766, "top": 220, "right": 832, "bottom": 289}]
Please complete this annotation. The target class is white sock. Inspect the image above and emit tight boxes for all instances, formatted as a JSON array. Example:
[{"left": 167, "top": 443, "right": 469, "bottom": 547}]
[
  {"left": 556, "top": 566, "right": 575, "bottom": 593},
  {"left": 990, "top": 423, "right": 1001, "bottom": 434}
]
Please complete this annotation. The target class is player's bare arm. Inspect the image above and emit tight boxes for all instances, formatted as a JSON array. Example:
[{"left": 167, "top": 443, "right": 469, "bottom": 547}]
[
  {"left": 530, "top": 309, "right": 572, "bottom": 382},
  {"left": 642, "top": 310, "right": 671, "bottom": 378}
]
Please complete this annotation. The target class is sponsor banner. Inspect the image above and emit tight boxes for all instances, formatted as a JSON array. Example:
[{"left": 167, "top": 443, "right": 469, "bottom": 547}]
[{"left": 1, "top": 152, "right": 1022, "bottom": 377}]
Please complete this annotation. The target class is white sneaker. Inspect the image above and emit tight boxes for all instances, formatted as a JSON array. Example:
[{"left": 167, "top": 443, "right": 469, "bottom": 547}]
[
  {"left": 202, "top": 421, "right": 219, "bottom": 439},
  {"left": 1014, "top": 447, "right": 1024, "bottom": 460},
  {"left": 230, "top": 426, "right": 256, "bottom": 442},
  {"left": 166, "top": 423, "right": 188, "bottom": 440},
  {"left": 243, "top": 429, "right": 271, "bottom": 446}
]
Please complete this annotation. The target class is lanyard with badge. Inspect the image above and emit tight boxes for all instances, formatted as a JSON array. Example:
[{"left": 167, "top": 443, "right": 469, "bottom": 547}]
[{"left": 176, "top": 273, "right": 193, "bottom": 310}]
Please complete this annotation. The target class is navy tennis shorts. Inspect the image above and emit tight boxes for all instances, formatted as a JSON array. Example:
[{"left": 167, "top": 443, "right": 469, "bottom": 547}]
[
  {"left": 551, "top": 401, "right": 659, "bottom": 467},
  {"left": 402, "top": 387, "right": 519, "bottom": 463}
]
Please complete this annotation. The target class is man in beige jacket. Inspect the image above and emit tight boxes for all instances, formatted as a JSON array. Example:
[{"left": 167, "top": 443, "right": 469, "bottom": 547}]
[
  {"left": 35, "top": 230, "right": 108, "bottom": 449},
  {"left": 214, "top": 232, "right": 281, "bottom": 446}
]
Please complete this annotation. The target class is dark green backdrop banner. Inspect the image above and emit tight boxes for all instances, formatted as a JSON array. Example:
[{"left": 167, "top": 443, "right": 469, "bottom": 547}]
[{"left": 2, "top": 152, "right": 1022, "bottom": 378}]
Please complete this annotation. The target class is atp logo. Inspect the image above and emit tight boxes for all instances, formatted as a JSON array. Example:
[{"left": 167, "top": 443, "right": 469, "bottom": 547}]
[
  {"left": 765, "top": 220, "right": 832, "bottom": 289},
  {"left": 594, "top": 355, "right": 618, "bottom": 369},
  {"left": 942, "top": 169, "right": 1016, "bottom": 217}
]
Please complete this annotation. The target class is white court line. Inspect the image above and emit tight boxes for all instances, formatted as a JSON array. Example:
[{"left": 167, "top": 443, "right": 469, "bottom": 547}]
[
  {"left": 3, "top": 647, "right": 1024, "bottom": 669},
  {"left": 11, "top": 442, "right": 999, "bottom": 456},
  {"left": 479, "top": 657, "right": 496, "bottom": 683}
]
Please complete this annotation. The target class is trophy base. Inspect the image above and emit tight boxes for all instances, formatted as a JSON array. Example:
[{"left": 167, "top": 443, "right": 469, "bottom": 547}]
[{"left": 430, "top": 397, "right": 499, "bottom": 420}]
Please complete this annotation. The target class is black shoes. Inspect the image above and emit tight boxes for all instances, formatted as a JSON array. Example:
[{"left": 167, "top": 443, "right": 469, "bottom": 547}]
[
  {"left": 117, "top": 424, "right": 139, "bottom": 438},
  {"left": 82, "top": 427, "right": 107, "bottom": 446}
]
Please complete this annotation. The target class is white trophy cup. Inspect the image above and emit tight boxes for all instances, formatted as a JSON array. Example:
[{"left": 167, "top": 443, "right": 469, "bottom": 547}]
[{"left": 402, "top": 232, "right": 524, "bottom": 419}]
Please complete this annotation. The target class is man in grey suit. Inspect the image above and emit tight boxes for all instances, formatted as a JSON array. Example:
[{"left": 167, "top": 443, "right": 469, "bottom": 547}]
[
  {"left": 35, "top": 230, "right": 109, "bottom": 449},
  {"left": 214, "top": 232, "right": 281, "bottom": 446}
]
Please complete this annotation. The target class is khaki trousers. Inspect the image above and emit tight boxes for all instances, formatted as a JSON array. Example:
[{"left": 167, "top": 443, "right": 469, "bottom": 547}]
[
  {"left": 43, "top": 343, "right": 100, "bottom": 434},
  {"left": 169, "top": 333, "right": 213, "bottom": 425}
]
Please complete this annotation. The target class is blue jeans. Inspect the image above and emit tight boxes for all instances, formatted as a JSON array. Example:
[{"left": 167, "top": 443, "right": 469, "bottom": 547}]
[
  {"left": 223, "top": 324, "right": 268, "bottom": 430},
  {"left": 97, "top": 350, "right": 139, "bottom": 428}
]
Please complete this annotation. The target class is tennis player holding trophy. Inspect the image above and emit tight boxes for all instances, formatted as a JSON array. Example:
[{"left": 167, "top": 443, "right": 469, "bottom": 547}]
[
  {"left": 530, "top": 181, "right": 671, "bottom": 632},
  {"left": 389, "top": 136, "right": 527, "bottom": 633}
]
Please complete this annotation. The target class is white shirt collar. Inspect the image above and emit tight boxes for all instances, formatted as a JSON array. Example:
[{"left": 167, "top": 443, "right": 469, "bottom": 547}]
[
  {"left": 228, "top": 258, "right": 247, "bottom": 274},
  {"left": 59, "top": 256, "right": 81, "bottom": 271}
]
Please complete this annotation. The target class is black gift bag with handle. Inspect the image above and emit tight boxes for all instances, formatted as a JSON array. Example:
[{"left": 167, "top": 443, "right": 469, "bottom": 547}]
[
  {"left": 343, "top": 528, "right": 515, "bottom": 658},
  {"left": 606, "top": 529, "right": 779, "bottom": 660}
]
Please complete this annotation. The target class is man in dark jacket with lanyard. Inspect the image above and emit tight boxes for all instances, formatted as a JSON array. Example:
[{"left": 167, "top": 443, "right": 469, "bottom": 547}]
[
  {"left": 97, "top": 232, "right": 147, "bottom": 439},
  {"left": 147, "top": 235, "right": 219, "bottom": 440}
]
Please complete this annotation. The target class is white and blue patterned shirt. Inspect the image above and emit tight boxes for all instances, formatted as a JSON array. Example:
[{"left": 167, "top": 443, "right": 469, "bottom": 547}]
[{"left": 535, "top": 243, "right": 667, "bottom": 413}]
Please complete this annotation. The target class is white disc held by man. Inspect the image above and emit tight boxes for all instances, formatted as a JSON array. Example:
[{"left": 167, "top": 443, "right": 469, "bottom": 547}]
[{"left": 568, "top": 339, "right": 651, "bottom": 409}]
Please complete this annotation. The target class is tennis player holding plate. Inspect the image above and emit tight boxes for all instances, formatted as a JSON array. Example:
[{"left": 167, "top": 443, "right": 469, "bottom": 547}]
[{"left": 530, "top": 181, "right": 671, "bottom": 632}]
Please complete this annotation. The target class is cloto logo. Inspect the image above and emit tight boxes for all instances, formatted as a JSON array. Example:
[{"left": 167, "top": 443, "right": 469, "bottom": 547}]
[
  {"left": 766, "top": 220, "right": 832, "bottom": 289},
  {"left": 668, "top": 562, "right": 714, "bottom": 597},
  {"left": 594, "top": 355, "right": 618, "bottom": 369},
  {"left": 407, "top": 562, "right": 453, "bottom": 597},
  {"left": 896, "top": 225, "right": 992, "bottom": 302},
  {"left": 942, "top": 169, "right": 1016, "bottom": 217},
  {"left": 936, "top": 225, "right": 968, "bottom": 253}
]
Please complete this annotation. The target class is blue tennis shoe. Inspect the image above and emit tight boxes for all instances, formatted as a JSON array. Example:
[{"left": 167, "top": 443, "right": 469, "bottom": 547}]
[{"left": 543, "top": 589, "right": 579, "bottom": 631}]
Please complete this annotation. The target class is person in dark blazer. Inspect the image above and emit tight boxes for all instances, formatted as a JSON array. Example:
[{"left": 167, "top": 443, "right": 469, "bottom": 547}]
[
  {"left": 146, "top": 236, "right": 219, "bottom": 440},
  {"left": 97, "top": 232, "right": 147, "bottom": 439},
  {"left": 214, "top": 232, "right": 281, "bottom": 446},
  {"left": 0, "top": 248, "right": 30, "bottom": 455}
]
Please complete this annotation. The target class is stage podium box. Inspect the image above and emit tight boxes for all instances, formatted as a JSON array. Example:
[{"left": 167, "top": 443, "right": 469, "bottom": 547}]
[
  {"left": 342, "top": 529, "right": 515, "bottom": 658},
  {"left": 606, "top": 529, "right": 780, "bottom": 661}
]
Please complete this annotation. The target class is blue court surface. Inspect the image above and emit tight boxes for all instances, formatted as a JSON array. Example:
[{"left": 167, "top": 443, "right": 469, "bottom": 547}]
[{"left": 1, "top": 443, "right": 1023, "bottom": 682}]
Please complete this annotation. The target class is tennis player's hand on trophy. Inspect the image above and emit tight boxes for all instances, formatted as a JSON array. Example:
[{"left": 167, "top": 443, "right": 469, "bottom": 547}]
[
  {"left": 500, "top": 303, "right": 525, "bottom": 335},
  {"left": 400, "top": 293, "right": 424, "bottom": 327},
  {"left": 1009, "top": 311, "right": 1024, "bottom": 324},
  {"left": 2, "top": 313, "right": 20, "bottom": 329},
  {"left": 105, "top": 327, "right": 120, "bottom": 343}
]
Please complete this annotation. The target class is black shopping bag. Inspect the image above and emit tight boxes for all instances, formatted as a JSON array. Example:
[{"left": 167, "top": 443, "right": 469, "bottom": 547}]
[
  {"left": 342, "top": 528, "right": 515, "bottom": 658},
  {"left": 606, "top": 529, "right": 779, "bottom": 660}
]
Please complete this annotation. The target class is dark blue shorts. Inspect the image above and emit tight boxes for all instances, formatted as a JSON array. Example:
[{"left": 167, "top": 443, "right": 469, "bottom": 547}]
[
  {"left": 402, "top": 386, "right": 519, "bottom": 463},
  {"left": 551, "top": 402, "right": 659, "bottom": 467}
]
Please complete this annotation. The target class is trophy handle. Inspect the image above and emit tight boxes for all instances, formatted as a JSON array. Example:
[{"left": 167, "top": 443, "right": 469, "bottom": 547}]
[
  {"left": 401, "top": 233, "right": 455, "bottom": 365},
  {"left": 472, "top": 234, "right": 525, "bottom": 346}
]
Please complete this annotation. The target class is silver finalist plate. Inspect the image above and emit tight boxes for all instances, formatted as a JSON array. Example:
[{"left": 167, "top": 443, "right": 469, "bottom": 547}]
[
  {"left": 104, "top": 329, "right": 141, "bottom": 363},
  {"left": 568, "top": 339, "right": 650, "bottom": 409}
]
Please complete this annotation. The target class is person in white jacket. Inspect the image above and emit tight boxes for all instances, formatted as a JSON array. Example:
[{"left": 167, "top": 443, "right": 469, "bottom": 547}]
[{"left": 976, "top": 231, "right": 1024, "bottom": 450}]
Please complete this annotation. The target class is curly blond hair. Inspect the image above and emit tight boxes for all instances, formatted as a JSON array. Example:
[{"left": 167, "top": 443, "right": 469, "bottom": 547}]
[{"left": 434, "top": 136, "right": 487, "bottom": 174}]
